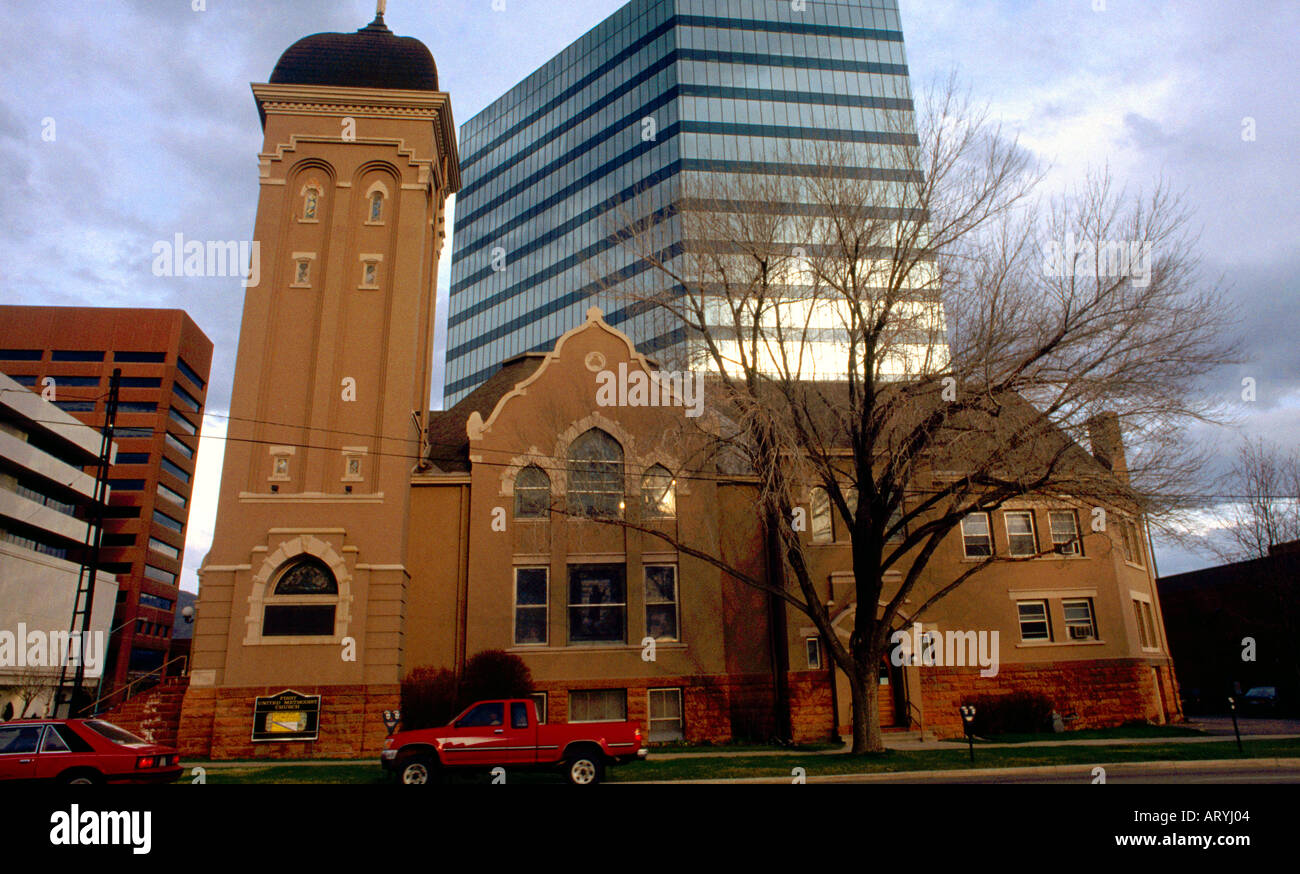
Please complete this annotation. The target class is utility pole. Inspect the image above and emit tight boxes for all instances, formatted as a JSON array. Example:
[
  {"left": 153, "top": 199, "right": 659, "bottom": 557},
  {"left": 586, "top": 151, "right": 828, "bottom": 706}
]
[{"left": 53, "top": 368, "right": 120, "bottom": 717}]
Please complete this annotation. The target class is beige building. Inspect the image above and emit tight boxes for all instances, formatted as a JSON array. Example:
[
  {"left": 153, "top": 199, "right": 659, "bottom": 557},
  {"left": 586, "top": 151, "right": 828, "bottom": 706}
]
[{"left": 177, "top": 11, "right": 1178, "bottom": 759}]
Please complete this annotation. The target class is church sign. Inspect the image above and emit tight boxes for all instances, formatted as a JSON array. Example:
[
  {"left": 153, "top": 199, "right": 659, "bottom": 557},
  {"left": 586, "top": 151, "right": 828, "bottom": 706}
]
[{"left": 251, "top": 690, "right": 321, "bottom": 742}]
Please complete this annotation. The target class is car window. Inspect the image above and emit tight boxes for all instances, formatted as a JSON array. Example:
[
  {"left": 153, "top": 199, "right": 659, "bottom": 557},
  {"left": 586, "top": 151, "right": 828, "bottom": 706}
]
[
  {"left": 1245, "top": 687, "right": 1276, "bottom": 697},
  {"left": 41, "top": 725, "right": 71, "bottom": 753},
  {"left": 83, "top": 720, "right": 148, "bottom": 745},
  {"left": 457, "top": 703, "right": 505, "bottom": 727},
  {"left": 511, "top": 702, "right": 529, "bottom": 729},
  {"left": 51, "top": 723, "right": 96, "bottom": 753},
  {"left": 0, "top": 726, "right": 42, "bottom": 754}
]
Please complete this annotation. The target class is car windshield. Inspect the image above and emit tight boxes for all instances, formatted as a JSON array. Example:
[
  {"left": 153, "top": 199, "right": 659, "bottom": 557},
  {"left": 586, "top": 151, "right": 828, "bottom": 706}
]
[
  {"left": 83, "top": 719, "right": 149, "bottom": 745},
  {"left": 1245, "top": 687, "right": 1276, "bottom": 697}
]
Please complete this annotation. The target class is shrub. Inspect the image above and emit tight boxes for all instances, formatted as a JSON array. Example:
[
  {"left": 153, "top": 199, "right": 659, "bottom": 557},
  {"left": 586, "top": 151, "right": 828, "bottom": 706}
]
[
  {"left": 964, "top": 691, "right": 1054, "bottom": 736},
  {"left": 400, "top": 667, "right": 459, "bottom": 730},
  {"left": 458, "top": 650, "right": 533, "bottom": 707}
]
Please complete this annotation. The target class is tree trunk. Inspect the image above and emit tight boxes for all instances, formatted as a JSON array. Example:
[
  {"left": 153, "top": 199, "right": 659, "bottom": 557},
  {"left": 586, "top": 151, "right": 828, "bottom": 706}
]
[{"left": 848, "top": 664, "right": 885, "bottom": 754}]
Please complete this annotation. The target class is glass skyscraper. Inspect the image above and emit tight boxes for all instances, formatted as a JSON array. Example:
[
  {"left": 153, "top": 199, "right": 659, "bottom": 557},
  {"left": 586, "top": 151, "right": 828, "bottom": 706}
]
[{"left": 445, "top": 0, "right": 923, "bottom": 405}]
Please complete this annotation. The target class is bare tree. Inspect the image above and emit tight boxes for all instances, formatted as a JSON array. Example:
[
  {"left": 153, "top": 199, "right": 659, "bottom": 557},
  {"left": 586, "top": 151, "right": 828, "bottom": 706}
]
[
  {"left": 587, "top": 75, "right": 1237, "bottom": 753},
  {"left": 1, "top": 668, "right": 58, "bottom": 718},
  {"left": 1207, "top": 437, "right": 1300, "bottom": 561}
]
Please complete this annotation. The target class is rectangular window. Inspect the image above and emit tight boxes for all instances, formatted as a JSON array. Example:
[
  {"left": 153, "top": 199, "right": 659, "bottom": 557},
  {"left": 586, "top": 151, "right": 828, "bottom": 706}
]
[
  {"left": 148, "top": 537, "right": 179, "bottom": 560},
  {"left": 171, "top": 383, "right": 201, "bottom": 413},
  {"left": 1049, "top": 511, "right": 1082, "bottom": 555},
  {"left": 0, "top": 349, "right": 42, "bottom": 360},
  {"left": 810, "top": 487, "right": 832, "bottom": 544},
  {"left": 139, "top": 593, "right": 174, "bottom": 611},
  {"left": 644, "top": 565, "right": 678, "bottom": 641},
  {"left": 177, "top": 356, "right": 205, "bottom": 390},
  {"left": 1141, "top": 601, "right": 1159, "bottom": 648},
  {"left": 115, "top": 427, "right": 153, "bottom": 438},
  {"left": 54, "top": 401, "right": 95, "bottom": 412},
  {"left": 568, "top": 564, "right": 626, "bottom": 644},
  {"left": 263, "top": 605, "right": 335, "bottom": 637},
  {"left": 114, "top": 351, "right": 166, "bottom": 363},
  {"left": 118, "top": 402, "right": 157, "bottom": 414},
  {"left": 961, "top": 512, "right": 993, "bottom": 557},
  {"left": 569, "top": 689, "right": 627, "bottom": 723},
  {"left": 52, "top": 376, "right": 100, "bottom": 387},
  {"left": 119, "top": 376, "right": 162, "bottom": 388},
  {"left": 1121, "top": 519, "right": 1145, "bottom": 566},
  {"left": 157, "top": 482, "right": 187, "bottom": 508},
  {"left": 1063, "top": 598, "right": 1098, "bottom": 641},
  {"left": 165, "top": 433, "right": 195, "bottom": 460},
  {"left": 152, "top": 509, "right": 184, "bottom": 533},
  {"left": 1017, "top": 600, "right": 1051, "bottom": 642},
  {"left": 160, "top": 457, "right": 191, "bottom": 484},
  {"left": 806, "top": 637, "right": 822, "bottom": 669},
  {"left": 169, "top": 408, "right": 197, "bottom": 435},
  {"left": 513, "top": 567, "right": 548, "bottom": 645},
  {"left": 144, "top": 564, "right": 176, "bottom": 585},
  {"left": 1004, "top": 511, "right": 1037, "bottom": 557},
  {"left": 8, "top": 375, "right": 37, "bottom": 386},
  {"left": 109, "top": 479, "right": 145, "bottom": 491},
  {"left": 1132, "top": 599, "right": 1151, "bottom": 647},
  {"left": 648, "top": 688, "right": 684, "bottom": 742},
  {"left": 530, "top": 692, "right": 548, "bottom": 725},
  {"left": 114, "top": 453, "right": 150, "bottom": 465},
  {"left": 51, "top": 350, "right": 105, "bottom": 362}
]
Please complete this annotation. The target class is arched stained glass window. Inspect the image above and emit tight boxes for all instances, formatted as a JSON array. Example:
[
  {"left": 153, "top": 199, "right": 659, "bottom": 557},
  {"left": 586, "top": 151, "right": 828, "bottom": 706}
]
[
  {"left": 567, "top": 429, "right": 623, "bottom": 518},
  {"left": 641, "top": 465, "right": 676, "bottom": 518},
  {"left": 273, "top": 557, "right": 338, "bottom": 595},
  {"left": 514, "top": 465, "right": 551, "bottom": 518},
  {"left": 264, "top": 556, "right": 337, "bottom": 637}
]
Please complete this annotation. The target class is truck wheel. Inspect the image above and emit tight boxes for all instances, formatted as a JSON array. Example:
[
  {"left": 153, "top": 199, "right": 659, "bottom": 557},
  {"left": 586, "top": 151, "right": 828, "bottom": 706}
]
[
  {"left": 399, "top": 756, "right": 438, "bottom": 785},
  {"left": 565, "top": 754, "right": 604, "bottom": 785}
]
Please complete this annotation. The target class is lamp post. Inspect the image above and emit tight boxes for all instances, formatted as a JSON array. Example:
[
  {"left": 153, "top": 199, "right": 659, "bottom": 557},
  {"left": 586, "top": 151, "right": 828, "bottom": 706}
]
[
  {"left": 1227, "top": 696, "right": 1243, "bottom": 753},
  {"left": 959, "top": 704, "right": 977, "bottom": 762}
]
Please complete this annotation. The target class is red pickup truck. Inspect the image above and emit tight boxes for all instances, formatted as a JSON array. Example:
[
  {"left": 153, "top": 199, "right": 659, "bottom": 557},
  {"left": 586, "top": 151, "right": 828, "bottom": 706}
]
[{"left": 381, "top": 698, "right": 647, "bottom": 785}]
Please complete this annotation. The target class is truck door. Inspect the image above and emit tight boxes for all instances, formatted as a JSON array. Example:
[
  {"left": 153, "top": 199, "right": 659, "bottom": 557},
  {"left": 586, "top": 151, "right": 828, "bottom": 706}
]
[{"left": 441, "top": 702, "right": 535, "bottom": 767}]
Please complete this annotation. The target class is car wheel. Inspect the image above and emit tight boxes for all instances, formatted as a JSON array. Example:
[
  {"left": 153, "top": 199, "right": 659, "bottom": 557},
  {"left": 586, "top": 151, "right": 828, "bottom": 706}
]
[
  {"left": 399, "top": 756, "right": 437, "bottom": 785},
  {"left": 60, "top": 770, "right": 103, "bottom": 786},
  {"left": 565, "top": 754, "right": 604, "bottom": 785}
]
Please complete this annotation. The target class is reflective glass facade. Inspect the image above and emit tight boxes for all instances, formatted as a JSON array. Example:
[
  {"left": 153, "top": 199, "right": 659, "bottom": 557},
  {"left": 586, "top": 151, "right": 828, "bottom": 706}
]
[{"left": 446, "top": 0, "right": 922, "bottom": 404}]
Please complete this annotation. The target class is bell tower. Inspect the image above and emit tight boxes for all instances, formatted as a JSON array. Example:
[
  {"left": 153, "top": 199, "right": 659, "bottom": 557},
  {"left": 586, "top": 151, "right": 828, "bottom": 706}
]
[{"left": 180, "top": 7, "right": 459, "bottom": 758}]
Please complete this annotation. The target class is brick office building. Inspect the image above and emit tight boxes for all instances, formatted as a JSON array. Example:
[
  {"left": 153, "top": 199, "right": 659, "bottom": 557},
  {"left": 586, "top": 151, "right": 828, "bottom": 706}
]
[{"left": 0, "top": 306, "right": 212, "bottom": 695}]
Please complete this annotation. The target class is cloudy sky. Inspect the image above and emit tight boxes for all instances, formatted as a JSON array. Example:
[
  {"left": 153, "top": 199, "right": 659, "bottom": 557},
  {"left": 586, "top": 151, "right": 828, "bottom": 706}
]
[{"left": 1, "top": 0, "right": 1295, "bottom": 591}]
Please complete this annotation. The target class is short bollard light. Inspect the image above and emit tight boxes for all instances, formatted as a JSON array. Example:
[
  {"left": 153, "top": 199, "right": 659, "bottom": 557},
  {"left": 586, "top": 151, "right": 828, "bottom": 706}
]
[
  {"left": 1227, "top": 697, "right": 1242, "bottom": 753},
  {"left": 959, "top": 704, "right": 977, "bottom": 762}
]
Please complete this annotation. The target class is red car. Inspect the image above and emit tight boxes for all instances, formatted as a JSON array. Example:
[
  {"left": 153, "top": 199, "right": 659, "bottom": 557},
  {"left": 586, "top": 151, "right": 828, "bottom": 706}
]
[
  {"left": 0, "top": 718, "right": 182, "bottom": 784},
  {"left": 381, "top": 698, "right": 647, "bottom": 785}
]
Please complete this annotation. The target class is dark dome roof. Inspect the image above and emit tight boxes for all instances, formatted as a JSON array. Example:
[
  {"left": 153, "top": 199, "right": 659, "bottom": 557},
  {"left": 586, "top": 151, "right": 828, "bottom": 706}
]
[{"left": 270, "top": 14, "right": 438, "bottom": 91}]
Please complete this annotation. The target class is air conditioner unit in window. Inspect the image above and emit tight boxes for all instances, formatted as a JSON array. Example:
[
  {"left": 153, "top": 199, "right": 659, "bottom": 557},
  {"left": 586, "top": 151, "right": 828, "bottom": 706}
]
[{"left": 1067, "top": 625, "right": 1093, "bottom": 641}]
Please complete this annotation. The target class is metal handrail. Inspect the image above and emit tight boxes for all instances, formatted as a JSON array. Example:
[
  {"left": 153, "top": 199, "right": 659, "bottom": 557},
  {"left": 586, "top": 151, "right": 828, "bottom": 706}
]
[
  {"left": 907, "top": 699, "right": 924, "bottom": 735},
  {"left": 77, "top": 655, "right": 189, "bottom": 718}
]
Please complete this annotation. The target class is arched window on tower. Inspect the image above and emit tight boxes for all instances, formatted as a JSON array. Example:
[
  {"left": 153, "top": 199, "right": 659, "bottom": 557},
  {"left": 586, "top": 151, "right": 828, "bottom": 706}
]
[
  {"left": 514, "top": 465, "right": 551, "bottom": 519},
  {"left": 303, "top": 185, "right": 321, "bottom": 221},
  {"left": 641, "top": 464, "right": 676, "bottom": 518},
  {"left": 567, "top": 428, "right": 623, "bottom": 518},
  {"left": 262, "top": 556, "right": 338, "bottom": 637}
]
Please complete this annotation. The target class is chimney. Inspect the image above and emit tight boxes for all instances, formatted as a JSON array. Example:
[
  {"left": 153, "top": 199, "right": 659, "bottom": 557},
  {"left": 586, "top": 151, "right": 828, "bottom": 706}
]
[{"left": 1087, "top": 412, "right": 1129, "bottom": 483}]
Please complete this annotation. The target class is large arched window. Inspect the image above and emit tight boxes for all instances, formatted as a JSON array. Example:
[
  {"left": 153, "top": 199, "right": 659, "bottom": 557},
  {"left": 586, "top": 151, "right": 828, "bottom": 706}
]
[
  {"left": 263, "top": 556, "right": 337, "bottom": 636},
  {"left": 514, "top": 465, "right": 551, "bottom": 518},
  {"left": 641, "top": 464, "right": 676, "bottom": 518},
  {"left": 567, "top": 428, "right": 623, "bottom": 518}
]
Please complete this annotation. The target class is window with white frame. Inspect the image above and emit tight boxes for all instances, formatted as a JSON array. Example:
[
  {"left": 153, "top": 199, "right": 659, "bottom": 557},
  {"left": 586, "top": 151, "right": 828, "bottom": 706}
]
[
  {"left": 567, "top": 428, "right": 623, "bottom": 518},
  {"left": 648, "top": 688, "right": 684, "bottom": 742},
  {"left": 1120, "top": 519, "right": 1145, "bottom": 566},
  {"left": 1132, "top": 599, "right": 1151, "bottom": 647},
  {"left": 567, "top": 564, "right": 625, "bottom": 643},
  {"left": 962, "top": 512, "right": 993, "bottom": 557},
  {"left": 1133, "top": 599, "right": 1159, "bottom": 649},
  {"left": 569, "top": 689, "right": 626, "bottom": 723},
  {"left": 514, "top": 465, "right": 551, "bottom": 518},
  {"left": 1049, "top": 510, "right": 1082, "bottom": 555},
  {"left": 810, "top": 487, "right": 832, "bottom": 544},
  {"left": 513, "top": 567, "right": 548, "bottom": 645},
  {"left": 1004, "top": 511, "right": 1037, "bottom": 557},
  {"left": 806, "top": 637, "right": 822, "bottom": 669},
  {"left": 1062, "top": 598, "right": 1098, "bottom": 641},
  {"left": 644, "top": 565, "right": 678, "bottom": 641},
  {"left": 1017, "top": 600, "right": 1051, "bottom": 641}
]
